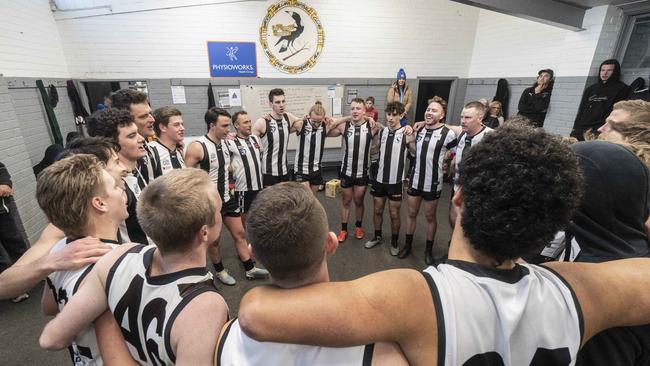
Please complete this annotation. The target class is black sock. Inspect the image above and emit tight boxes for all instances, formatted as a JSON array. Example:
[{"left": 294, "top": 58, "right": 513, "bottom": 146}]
[
  {"left": 426, "top": 240, "right": 434, "bottom": 250},
  {"left": 392, "top": 234, "right": 399, "bottom": 244},
  {"left": 342, "top": 222, "right": 348, "bottom": 231},
  {"left": 242, "top": 259, "right": 254, "bottom": 271},
  {"left": 355, "top": 220, "right": 362, "bottom": 228},
  {"left": 405, "top": 234, "right": 414, "bottom": 246},
  {"left": 213, "top": 262, "right": 225, "bottom": 272},
  {"left": 375, "top": 230, "right": 382, "bottom": 239}
]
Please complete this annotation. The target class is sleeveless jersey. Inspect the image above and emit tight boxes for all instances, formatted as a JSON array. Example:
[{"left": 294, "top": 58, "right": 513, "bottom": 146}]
[
  {"left": 341, "top": 121, "right": 373, "bottom": 179},
  {"left": 261, "top": 114, "right": 290, "bottom": 176},
  {"left": 229, "top": 135, "right": 263, "bottom": 192},
  {"left": 119, "top": 173, "right": 149, "bottom": 245},
  {"left": 106, "top": 245, "right": 218, "bottom": 365},
  {"left": 195, "top": 135, "right": 231, "bottom": 202},
  {"left": 217, "top": 319, "right": 374, "bottom": 366},
  {"left": 454, "top": 126, "right": 492, "bottom": 191},
  {"left": 423, "top": 260, "right": 583, "bottom": 366},
  {"left": 376, "top": 126, "right": 407, "bottom": 185},
  {"left": 294, "top": 119, "right": 326, "bottom": 175},
  {"left": 410, "top": 126, "right": 456, "bottom": 192},
  {"left": 149, "top": 140, "right": 185, "bottom": 178},
  {"left": 46, "top": 237, "right": 120, "bottom": 366}
]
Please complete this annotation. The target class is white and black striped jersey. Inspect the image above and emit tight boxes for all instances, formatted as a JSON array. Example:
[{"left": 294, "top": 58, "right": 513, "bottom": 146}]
[
  {"left": 261, "top": 114, "right": 290, "bottom": 176},
  {"left": 149, "top": 140, "right": 185, "bottom": 178},
  {"left": 119, "top": 173, "right": 150, "bottom": 245},
  {"left": 341, "top": 121, "right": 373, "bottom": 179},
  {"left": 410, "top": 126, "right": 457, "bottom": 192},
  {"left": 228, "top": 135, "right": 263, "bottom": 192},
  {"left": 138, "top": 142, "right": 156, "bottom": 184},
  {"left": 454, "top": 126, "right": 492, "bottom": 191},
  {"left": 294, "top": 119, "right": 326, "bottom": 175},
  {"left": 106, "top": 245, "right": 218, "bottom": 366},
  {"left": 195, "top": 135, "right": 231, "bottom": 202},
  {"left": 46, "top": 238, "right": 120, "bottom": 366},
  {"left": 423, "top": 261, "right": 582, "bottom": 366},
  {"left": 376, "top": 126, "right": 407, "bottom": 185},
  {"left": 217, "top": 319, "right": 374, "bottom": 366}
]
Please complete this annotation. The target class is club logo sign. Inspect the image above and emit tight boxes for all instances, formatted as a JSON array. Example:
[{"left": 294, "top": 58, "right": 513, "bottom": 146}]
[{"left": 260, "top": 0, "right": 324, "bottom": 74}]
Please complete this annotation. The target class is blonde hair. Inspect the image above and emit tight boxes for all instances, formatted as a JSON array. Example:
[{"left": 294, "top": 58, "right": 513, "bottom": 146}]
[
  {"left": 489, "top": 101, "right": 503, "bottom": 117},
  {"left": 601, "top": 100, "right": 650, "bottom": 167},
  {"left": 309, "top": 101, "right": 326, "bottom": 117},
  {"left": 36, "top": 154, "right": 105, "bottom": 238},
  {"left": 137, "top": 168, "right": 218, "bottom": 253}
]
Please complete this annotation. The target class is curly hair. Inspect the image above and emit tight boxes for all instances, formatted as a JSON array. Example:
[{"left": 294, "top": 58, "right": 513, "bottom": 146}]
[
  {"left": 86, "top": 109, "right": 134, "bottom": 144},
  {"left": 458, "top": 125, "right": 582, "bottom": 263},
  {"left": 604, "top": 100, "right": 650, "bottom": 168}
]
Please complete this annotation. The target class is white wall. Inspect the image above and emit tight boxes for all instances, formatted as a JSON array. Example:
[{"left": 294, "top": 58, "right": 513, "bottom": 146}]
[
  {"left": 468, "top": 6, "right": 610, "bottom": 78},
  {"left": 54, "top": 0, "right": 480, "bottom": 79},
  {"left": 0, "top": 1, "right": 70, "bottom": 77}
]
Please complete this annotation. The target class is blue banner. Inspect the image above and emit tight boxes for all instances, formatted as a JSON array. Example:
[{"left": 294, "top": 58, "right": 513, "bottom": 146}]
[{"left": 207, "top": 41, "right": 257, "bottom": 77}]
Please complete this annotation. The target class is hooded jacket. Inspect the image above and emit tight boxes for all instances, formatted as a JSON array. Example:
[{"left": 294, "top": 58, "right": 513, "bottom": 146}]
[
  {"left": 569, "top": 141, "right": 649, "bottom": 263},
  {"left": 517, "top": 81, "right": 553, "bottom": 128},
  {"left": 0, "top": 162, "right": 12, "bottom": 214},
  {"left": 573, "top": 59, "right": 628, "bottom": 130}
]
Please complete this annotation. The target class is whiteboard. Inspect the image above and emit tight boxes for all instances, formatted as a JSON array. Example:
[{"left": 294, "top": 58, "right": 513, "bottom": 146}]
[{"left": 240, "top": 85, "right": 342, "bottom": 149}]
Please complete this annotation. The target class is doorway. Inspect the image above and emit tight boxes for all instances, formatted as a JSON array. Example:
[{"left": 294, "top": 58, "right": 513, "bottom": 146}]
[
  {"left": 414, "top": 79, "right": 454, "bottom": 122},
  {"left": 83, "top": 81, "right": 121, "bottom": 113}
]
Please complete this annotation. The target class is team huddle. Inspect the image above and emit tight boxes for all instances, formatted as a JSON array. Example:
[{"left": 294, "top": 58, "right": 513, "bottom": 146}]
[{"left": 4, "top": 85, "right": 649, "bottom": 366}]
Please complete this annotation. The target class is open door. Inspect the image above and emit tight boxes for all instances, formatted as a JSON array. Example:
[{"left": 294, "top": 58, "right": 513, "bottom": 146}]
[{"left": 414, "top": 79, "right": 454, "bottom": 122}]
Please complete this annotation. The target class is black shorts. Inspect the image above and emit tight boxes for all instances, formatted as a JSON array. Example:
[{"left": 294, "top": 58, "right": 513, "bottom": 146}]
[
  {"left": 407, "top": 187, "right": 442, "bottom": 201},
  {"left": 235, "top": 190, "right": 260, "bottom": 213},
  {"left": 340, "top": 174, "right": 369, "bottom": 189},
  {"left": 263, "top": 174, "right": 291, "bottom": 187},
  {"left": 370, "top": 181, "right": 403, "bottom": 201},
  {"left": 294, "top": 171, "right": 323, "bottom": 186},
  {"left": 221, "top": 196, "right": 241, "bottom": 217}
]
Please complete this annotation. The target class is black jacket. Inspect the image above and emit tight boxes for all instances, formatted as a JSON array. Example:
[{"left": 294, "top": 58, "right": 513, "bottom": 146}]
[
  {"left": 517, "top": 86, "right": 552, "bottom": 127},
  {"left": 573, "top": 60, "right": 628, "bottom": 130},
  {"left": 0, "top": 162, "right": 11, "bottom": 187}
]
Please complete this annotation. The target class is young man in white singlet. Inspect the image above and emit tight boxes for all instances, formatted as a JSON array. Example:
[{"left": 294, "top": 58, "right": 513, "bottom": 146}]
[
  {"left": 150, "top": 106, "right": 186, "bottom": 177},
  {"left": 217, "top": 182, "right": 408, "bottom": 366},
  {"left": 40, "top": 169, "right": 229, "bottom": 365},
  {"left": 37, "top": 154, "right": 128, "bottom": 365}
]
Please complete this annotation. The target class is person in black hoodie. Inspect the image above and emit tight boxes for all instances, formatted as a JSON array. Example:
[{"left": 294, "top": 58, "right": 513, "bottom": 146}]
[
  {"left": 0, "top": 162, "right": 29, "bottom": 275},
  {"left": 517, "top": 69, "right": 554, "bottom": 127},
  {"left": 571, "top": 59, "right": 628, "bottom": 140}
]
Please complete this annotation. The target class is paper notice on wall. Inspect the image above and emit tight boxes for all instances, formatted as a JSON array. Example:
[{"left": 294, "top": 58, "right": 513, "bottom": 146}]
[
  {"left": 333, "top": 97, "right": 342, "bottom": 116},
  {"left": 346, "top": 89, "right": 358, "bottom": 104},
  {"left": 228, "top": 88, "right": 242, "bottom": 107},
  {"left": 327, "top": 86, "right": 336, "bottom": 98},
  {"left": 171, "top": 86, "right": 186, "bottom": 104},
  {"left": 218, "top": 91, "right": 230, "bottom": 108}
]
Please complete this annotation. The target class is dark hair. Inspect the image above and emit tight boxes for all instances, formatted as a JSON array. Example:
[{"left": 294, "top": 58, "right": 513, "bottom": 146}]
[
  {"left": 385, "top": 101, "right": 405, "bottom": 115},
  {"left": 365, "top": 96, "right": 375, "bottom": 104},
  {"left": 268, "top": 88, "right": 285, "bottom": 102},
  {"left": 232, "top": 110, "right": 249, "bottom": 125},
  {"left": 153, "top": 106, "right": 182, "bottom": 136},
  {"left": 61, "top": 136, "right": 119, "bottom": 164},
  {"left": 246, "top": 182, "right": 328, "bottom": 282},
  {"left": 204, "top": 107, "right": 231, "bottom": 131},
  {"left": 458, "top": 125, "right": 582, "bottom": 263},
  {"left": 86, "top": 109, "right": 135, "bottom": 144},
  {"left": 600, "top": 59, "right": 621, "bottom": 83},
  {"left": 351, "top": 97, "right": 365, "bottom": 105},
  {"left": 109, "top": 89, "right": 149, "bottom": 110},
  {"left": 65, "top": 132, "right": 81, "bottom": 148}
]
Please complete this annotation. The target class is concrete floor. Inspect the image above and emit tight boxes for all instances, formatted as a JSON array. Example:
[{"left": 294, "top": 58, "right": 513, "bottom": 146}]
[{"left": 0, "top": 179, "right": 454, "bottom": 366}]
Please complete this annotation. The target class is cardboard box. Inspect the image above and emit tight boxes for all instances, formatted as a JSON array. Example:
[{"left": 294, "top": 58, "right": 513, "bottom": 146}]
[{"left": 325, "top": 179, "right": 341, "bottom": 198}]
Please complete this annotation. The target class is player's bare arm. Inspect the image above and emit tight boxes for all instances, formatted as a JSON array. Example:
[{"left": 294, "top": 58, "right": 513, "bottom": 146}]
[
  {"left": 183, "top": 141, "right": 205, "bottom": 168},
  {"left": 40, "top": 244, "right": 137, "bottom": 350},
  {"left": 0, "top": 224, "right": 110, "bottom": 300},
  {"left": 239, "top": 268, "right": 438, "bottom": 365},
  {"left": 545, "top": 258, "right": 650, "bottom": 346}
]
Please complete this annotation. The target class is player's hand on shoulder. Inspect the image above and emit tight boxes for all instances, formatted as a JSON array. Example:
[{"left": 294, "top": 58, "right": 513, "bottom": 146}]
[
  {"left": 404, "top": 125, "right": 414, "bottom": 135},
  {"left": 413, "top": 121, "right": 425, "bottom": 131},
  {"left": 47, "top": 237, "right": 113, "bottom": 272}
]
